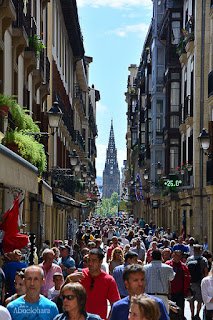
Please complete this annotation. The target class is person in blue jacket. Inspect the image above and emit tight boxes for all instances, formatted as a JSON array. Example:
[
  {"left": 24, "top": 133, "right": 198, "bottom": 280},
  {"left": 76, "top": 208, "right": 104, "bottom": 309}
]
[{"left": 110, "top": 264, "right": 169, "bottom": 320}]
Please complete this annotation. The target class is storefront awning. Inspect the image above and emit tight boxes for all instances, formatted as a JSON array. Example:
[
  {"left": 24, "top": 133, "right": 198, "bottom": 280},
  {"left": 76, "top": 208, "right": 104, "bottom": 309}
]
[
  {"left": 53, "top": 192, "right": 87, "bottom": 208},
  {"left": 0, "top": 144, "right": 38, "bottom": 194}
]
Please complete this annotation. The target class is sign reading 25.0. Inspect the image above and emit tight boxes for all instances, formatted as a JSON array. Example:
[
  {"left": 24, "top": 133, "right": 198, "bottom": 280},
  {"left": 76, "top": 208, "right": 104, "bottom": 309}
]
[{"left": 164, "top": 180, "right": 182, "bottom": 187}]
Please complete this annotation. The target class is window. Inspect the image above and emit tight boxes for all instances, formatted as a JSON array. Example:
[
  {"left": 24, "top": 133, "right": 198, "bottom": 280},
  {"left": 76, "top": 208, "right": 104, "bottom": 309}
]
[
  {"left": 157, "top": 48, "right": 164, "bottom": 65},
  {"left": 141, "top": 132, "right": 145, "bottom": 144},
  {"left": 156, "top": 115, "right": 163, "bottom": 133},
  {"left": 171, "top": 73, "right": 180, "bottom": 80},
  {"left": 170, "top": 115, "right": 179, "bottom": 128},
  {"left": 132, "top": 98, "right": 137, "bottom": 112},
  {"left": 132, "top": 131, "right": 137, "bottom": 145},
  {"left": 170, "top": 147, "right": 178, "bottom": 169},
  {"left": 170, "top": 82, "right": 180, "bottom": 112},
  {"left": 156, "top": 150, "right": 162, "bottom": 163},
  {"left": 157, "top": 67, "right": 164, "bottom": 84},
  {"left": 172, "top": 12, "right": 181, "bottom": 18},
  {"left": 171, "top": 21, "right": 181, "bottom": 45},
  {"left": 156, "top": 100, "right": 163, "bottom": 113}
]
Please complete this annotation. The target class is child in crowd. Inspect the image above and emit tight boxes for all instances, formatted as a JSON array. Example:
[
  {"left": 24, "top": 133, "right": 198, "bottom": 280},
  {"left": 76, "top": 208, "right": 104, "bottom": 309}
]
[{"left": 47, "top": 272, "right": 63, "bottom": 301}]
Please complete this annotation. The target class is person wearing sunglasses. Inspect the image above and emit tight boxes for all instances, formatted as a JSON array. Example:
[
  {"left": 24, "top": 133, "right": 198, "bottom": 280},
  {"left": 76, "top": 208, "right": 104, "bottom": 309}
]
[{"left": 54, "top": 283, "right": 101, "bottom": 320}]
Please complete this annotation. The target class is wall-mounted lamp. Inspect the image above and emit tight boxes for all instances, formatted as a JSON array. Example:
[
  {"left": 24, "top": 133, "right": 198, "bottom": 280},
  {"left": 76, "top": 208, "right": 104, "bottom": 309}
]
[
  {"left": 156, "top": 162, "right": 162, "bottom": 175},
  {"left": 144, "top": 169, "right": 149, "bottom": 180},
  {"left": 47, "top": 101, "right": 63, "bottom": 129},
  {"left": 198, "top": 128, "right": 210, "bottom": 154}
]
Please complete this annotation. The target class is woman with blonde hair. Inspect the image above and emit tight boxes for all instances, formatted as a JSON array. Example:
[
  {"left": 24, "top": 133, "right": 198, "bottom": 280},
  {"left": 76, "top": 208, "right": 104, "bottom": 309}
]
[
  {"left": 109, "top": 247, "right": 124, "bottom": 275},
  {"left": 129, "top": 294, "right": 160, "bottom": 320}
]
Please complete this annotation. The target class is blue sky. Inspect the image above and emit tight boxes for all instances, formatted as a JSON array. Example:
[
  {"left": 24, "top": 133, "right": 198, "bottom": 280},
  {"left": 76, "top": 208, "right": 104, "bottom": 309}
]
[{"left": 76, "top": 0, "right": 152, "bottom": 177}]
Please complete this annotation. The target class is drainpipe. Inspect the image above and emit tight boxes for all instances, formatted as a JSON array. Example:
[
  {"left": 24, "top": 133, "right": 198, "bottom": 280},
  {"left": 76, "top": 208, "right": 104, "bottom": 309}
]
[{"left": 200, "top": 0, "right": 205, "bottom": 241}]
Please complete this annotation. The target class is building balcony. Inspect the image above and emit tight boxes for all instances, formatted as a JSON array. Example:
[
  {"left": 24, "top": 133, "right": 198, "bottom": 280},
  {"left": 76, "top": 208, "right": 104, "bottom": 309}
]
[
  {"left": 76, "top": 59, "right": 88, "bottom": 91},
  {"left": 75, "top": 130, "right": 85, "bottom": 153},
  {"left": 0, "top": 0, "right": 16, "bottom": 34},
  {"left": 12, "top": 0, "right": 31, "bottom": 37},
  {"left": 74, "top": 84, "right": 86, "bottom": 118},
  {"left": 56, "top": 94, "right": 75, "bottom": 141}
]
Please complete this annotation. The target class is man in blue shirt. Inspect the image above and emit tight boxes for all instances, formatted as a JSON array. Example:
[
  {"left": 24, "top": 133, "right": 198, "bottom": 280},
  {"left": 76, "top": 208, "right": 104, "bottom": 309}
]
[
  {"left": 172, "top": 236, "right": 189, "bottom": 254},
  {"left": 7, "top": 266, "right": 58, "bottom": 320},
  {"left": 58, "top": 245, "right": 75, "bottom": 278},
  {"left": 3, "top": 250, "right": 27, "bottom": 295},
  {"left": 113, "top": 251, "right": 138, "bottom": 298},
  {"left": 110, "top": 264, "right": 169, "bottom": 320}
]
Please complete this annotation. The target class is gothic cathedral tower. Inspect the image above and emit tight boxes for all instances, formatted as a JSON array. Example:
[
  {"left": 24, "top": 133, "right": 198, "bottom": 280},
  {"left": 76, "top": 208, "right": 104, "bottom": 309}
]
[{"left": 102, "top": 120, "right": 120, "bottom": 198}]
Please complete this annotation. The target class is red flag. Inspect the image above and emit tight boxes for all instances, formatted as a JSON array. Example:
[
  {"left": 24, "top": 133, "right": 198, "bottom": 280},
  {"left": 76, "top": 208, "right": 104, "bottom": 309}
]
[{"left": 1, "top": 196, "right": 29, "bottom": 253}]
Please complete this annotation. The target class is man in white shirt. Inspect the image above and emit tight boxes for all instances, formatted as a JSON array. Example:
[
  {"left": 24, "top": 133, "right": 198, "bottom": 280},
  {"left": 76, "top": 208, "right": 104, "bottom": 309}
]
[{"left": 120, "top": 234, "right": 129, "bottom": 248}]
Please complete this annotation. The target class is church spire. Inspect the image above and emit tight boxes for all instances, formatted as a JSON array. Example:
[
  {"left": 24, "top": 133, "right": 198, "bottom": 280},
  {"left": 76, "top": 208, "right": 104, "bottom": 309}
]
[{"left": 102, "top": 120, "right": 120, "bottom": 198}]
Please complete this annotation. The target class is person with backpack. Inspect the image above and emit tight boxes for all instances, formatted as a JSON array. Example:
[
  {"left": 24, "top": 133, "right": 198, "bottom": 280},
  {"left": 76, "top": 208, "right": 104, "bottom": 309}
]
[
  {"left": 186, "top": 244, "right": 209, "bottom": 320},
  {"left": 165, "top": 250, "right": 191, "bottom": 315}
]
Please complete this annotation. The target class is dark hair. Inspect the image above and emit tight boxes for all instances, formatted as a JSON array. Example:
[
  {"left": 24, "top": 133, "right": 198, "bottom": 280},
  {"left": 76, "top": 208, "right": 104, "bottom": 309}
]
[
  {"left": 16, "top": 268, "right": 25, "bottom": 279},
  {"left": 151, "top": 249, "right": 162, "bottom": 260},
  {"left": 62, "top": 283, "right": 87, "bottom": 314},
  {"left": 123, "top": 264, "right": 145, "bottom": 282},
  {"left": 53, "top": 272, "right": 63, "bottom": 280},
  {"left": 193, "top": 244, "right": 202, "bottom": 252},
  {"left": 202, "top": 250, "right": 212, "bottom": 259},
  {"left": 124, "top": 251, "right": 138, "bottom": 262},
  {"left": 89, "top": 248, "right": 104, "bottom": 261}
]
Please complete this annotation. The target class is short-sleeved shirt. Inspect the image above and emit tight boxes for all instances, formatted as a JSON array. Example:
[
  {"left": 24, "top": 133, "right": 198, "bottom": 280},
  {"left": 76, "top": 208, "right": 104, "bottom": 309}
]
[
  {"left": 7, "top": 295, "right": 59, "bottom": 320},
  {"left": 113, "top": 263, "right": 129, "bottom": 298},
  {"left": 144, "top": 261, "right": 175, "bottom": 294},
  {"left": 38, "top": 262, "right": 63, "bottom": 296},
  {"left": 79, "top": 268, "right": 120, "bottom": 320},
  {"left": 110, "top": 295, "right": 169, "bottom": 320},
  {"left": 3, "top": 261, "right": 28, "bottom": 295},
  {"left": 58, "top": 256, "right": 75, "bottom": 278},
  {"left": 130, "top": 247, "right": 145, "bottom": 261}
]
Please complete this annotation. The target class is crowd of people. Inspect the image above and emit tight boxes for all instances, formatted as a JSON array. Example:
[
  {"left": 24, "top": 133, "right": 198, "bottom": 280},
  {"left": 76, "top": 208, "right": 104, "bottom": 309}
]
[{"left": 0, "top": 215, "right": 212, "bottom": 320}]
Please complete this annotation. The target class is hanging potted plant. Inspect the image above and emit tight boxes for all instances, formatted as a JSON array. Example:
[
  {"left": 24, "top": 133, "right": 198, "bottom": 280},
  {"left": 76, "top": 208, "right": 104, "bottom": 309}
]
[
  {"left": 0, "top": 94, "right": 16, "bottom": 116},
  {"left": 186, "top": 161, "right": 193, "bottom": 172},
  {"left": 2, "top": 130, "right": 19, "bottom": 153}
]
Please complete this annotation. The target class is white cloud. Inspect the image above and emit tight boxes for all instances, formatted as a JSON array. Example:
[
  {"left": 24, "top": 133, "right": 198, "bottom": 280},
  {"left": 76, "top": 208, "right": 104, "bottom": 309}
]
[
  {"left": 109, "top": 23, "right": 149, "bottom": 38},
  {"left": 96, "top": 102, "right": 108, "bottom": 113},
  {"left": 96, "top": 144, "right": 126, "bottom": 178},
  {"left": 77, "top": 0, "right": 152, "bottom": 9}
]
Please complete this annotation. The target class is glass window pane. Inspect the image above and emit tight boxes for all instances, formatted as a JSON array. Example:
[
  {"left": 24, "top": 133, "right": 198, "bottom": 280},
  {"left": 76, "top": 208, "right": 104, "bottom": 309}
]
[
  {"left": 156, "top": 100, "right": 163, "bottom": 113},
  {"left": 157, "top": 48, "right": 164, "bottom": 65},
  {"left": 170, "top": 82, "right": 180, "bottom": 112},
  {"left": 170, "top": 115, "right": 179, "bottom": 128}
]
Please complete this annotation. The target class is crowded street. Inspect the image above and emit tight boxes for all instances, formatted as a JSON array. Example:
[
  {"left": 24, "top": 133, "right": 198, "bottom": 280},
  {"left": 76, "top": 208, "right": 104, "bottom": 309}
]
[{"left": 0, "top": 0, "right": 213, "bottom": 319}]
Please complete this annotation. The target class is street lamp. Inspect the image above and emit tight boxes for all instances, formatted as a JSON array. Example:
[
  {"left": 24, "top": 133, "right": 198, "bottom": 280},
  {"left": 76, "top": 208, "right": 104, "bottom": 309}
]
[
  {"left": 82, "top": 166, "right": 88, "bottom": 179},
  {"left": 198, "top": 128, "right": 210, "bottom": 152},
  {"left": 69, "top": 149, "right": 79, "bottom": 166},
  {"left": 144, "top": 169, "right": 149, "bottom": 180},
  {"left": 47, "top": 101, "right": 63, "bottom": 129},
  {"left": 156, "top": 162, "right": 162, "bottom": 175}
]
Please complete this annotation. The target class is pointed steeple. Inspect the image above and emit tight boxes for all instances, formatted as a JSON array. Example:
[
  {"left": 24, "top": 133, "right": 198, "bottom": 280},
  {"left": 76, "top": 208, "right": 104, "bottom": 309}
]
[{"left": 102, "top": 120, "right": 120, "bottom": 198}]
